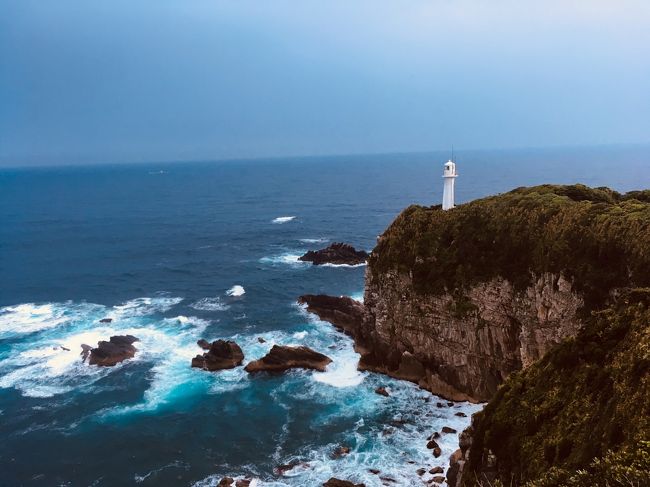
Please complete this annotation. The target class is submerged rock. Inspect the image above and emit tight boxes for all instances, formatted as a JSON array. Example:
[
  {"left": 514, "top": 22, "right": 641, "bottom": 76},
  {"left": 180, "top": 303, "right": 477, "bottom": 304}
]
[
  {"left": 375, "top": 386, "right": 390, "bottom": 397},
  {"left": 323, "top": 478, "right": 365, "bottom": 487},
  {"left": 441, "top": 426, "right": 457, "bottom": 434},
  {"left": 298, "top": 242, "right": 368, "bottom": 266},
  {"left": 191, "top": 340, "right": 244, "bottom": 371},
  {"left": 274, "top": 461, "right": 309, "bottom": 476},
  {"left": 245, "top": 345, "right": 332, "bottom": 373},
  {"left": 86, "top": 335, "right": 139, "bottom": 366},
  {"left": 332, "top": 445, "right": 351, "bottom": 458},
  {"left": 99, "top": 318, "right": 112, "bottom": 323}
]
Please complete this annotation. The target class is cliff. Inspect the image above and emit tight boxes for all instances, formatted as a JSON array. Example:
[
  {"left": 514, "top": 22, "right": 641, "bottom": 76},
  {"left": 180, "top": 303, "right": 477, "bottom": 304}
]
[
  {"left": 361, "top": 185, "right": 650, "bottom": 401},
  {"left": 452, "top": 289, "right": 650, "bottom": 486}
]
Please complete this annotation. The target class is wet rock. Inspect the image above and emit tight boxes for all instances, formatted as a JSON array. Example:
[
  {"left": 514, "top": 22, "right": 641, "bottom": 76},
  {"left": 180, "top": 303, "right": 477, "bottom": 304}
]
[
  {"left": 297, "top": 294, "right": 365, "bottom": 337},
  {"left": 217, "top": 478, "right": 234, "bottom": 487},
  {"left": 369, "top": 469, "right": 380, "bottom": 475},
  {"left": 332, "top": 445, "right": 351, "bottom": 458},
  {"left": 433, "top": 447, "right": 442, "bottom": 458},
  {"left": 80, "top": 344, "right": 92, "bottom": 362},
  {"left": 299, "top": 242, "right": 368, "bottom": 266},
  {"left": 87, "top": 335, "right": 139, "bottom": 366},
  {"left": 455, "top": 412, "right": 467, "bottom": 417},
  {"left": 430, "top": 432, "right": 441, "bottom": 440},
  {"left": 432, "top": 476, "right": 445, "bottom": 484},
  {"left": 375, "top": 386, "right": 390, "bottom": 397},
  {"left": 257, "top": 337, "right": 266, "bottom": 343},
  {"left": 442, "top": 426, "right": 457, "bottom": 434},
  {"left": 447, "top": 449, "right": 464, "bottom": 487},
  {"left": 192, "top": 340, "right": 244, "bottom": 371},
  {"left": 235, "top": 480, "right": 251, "bottom": 487},
  {"left": 274, "top": 461, "right": 308, "bottom": 476},
  {"left": 417, "top": 468, "right": 426, "bottom": 476},
  {"left": 436, "top": 402, "right": 444, "bottom": 408},
  {"left": 197, "top": 339, "right": 211, "bottom": 350},
  {"left": 427, "top": 439, "right": 440, "bottom": 450},
  {"left": 430, "top": 467, "right": 444, "bottom": 474},
  {"left": 245, "top": 345, "right": 332, "bottom": 373},
  {"left": 447, "top": 402, "right": 454, "bottom": 407},
  {"left": 99, "top": 318, "right": 112, "bottom": 323},
  {"left": 323, "top": 479, "right": 365, "bottom": 487}
]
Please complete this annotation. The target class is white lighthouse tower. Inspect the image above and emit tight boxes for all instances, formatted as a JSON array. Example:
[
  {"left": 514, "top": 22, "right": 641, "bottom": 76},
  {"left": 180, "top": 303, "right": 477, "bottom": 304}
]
[{"left": 442, "top": 159, "right": 457, "bottom": 210}]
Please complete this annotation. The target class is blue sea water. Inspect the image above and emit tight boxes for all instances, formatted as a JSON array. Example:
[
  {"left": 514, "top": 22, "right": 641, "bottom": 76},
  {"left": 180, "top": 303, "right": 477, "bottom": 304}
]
[{"left": 0, "top": 147, "right": 648, "bottom": 487}]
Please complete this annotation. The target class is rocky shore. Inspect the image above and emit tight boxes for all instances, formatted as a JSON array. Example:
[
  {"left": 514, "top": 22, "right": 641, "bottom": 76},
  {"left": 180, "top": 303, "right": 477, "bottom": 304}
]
[{"left": 299, "top": 242, "right": 368, "bottom": 266}]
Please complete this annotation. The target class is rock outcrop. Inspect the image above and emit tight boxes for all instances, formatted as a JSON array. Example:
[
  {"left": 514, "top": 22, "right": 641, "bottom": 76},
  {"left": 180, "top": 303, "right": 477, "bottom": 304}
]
[
  {"left": 84, "top": 335, "right": 139, "bottom": 366},
  {"left": 298, "top": 242, "right": 368, "bottom": 266},
  {"left": 297, "top": 294, "right": 365, "bottom": 336},
  {"left": 191, "top": 339, "right": 244, "bottom": 371},
  {"left": 322, "top": 479, "right": 365, "bottom": 487},
  {"left": 245, "top": 345, "right": 332, "bottom": 373}
]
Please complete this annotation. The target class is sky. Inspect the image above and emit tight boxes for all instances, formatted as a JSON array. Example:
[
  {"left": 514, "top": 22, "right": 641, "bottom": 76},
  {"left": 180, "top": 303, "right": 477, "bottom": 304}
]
[{"left": 1, "top": 0, "right": 649, "bottom": 166}]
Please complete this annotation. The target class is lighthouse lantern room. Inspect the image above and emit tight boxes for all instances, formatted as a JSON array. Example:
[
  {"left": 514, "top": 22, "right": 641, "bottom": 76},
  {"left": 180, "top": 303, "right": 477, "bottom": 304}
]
[{"left": 442, "top": 160, "right": 457, "bottom": 210}]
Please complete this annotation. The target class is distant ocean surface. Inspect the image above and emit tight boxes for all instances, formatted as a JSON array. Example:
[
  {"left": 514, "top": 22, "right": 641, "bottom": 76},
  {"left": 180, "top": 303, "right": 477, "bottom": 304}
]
[{"left": 0, "top": 147, "right": 648, "bottom": 486}]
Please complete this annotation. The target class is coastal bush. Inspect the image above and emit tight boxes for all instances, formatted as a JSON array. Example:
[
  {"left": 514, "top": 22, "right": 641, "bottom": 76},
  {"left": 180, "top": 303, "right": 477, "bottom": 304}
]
[
  {"left": 463, "top": 289, "right": 650, "bottom": 486},
  {"left": 370, "top": 184, "right": 650, "bottom": 310}
]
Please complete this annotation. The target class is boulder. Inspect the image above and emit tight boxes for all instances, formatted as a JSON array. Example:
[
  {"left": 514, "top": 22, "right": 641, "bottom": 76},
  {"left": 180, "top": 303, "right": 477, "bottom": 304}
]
[
  {"left": 197, "top": 339, "right": 211, "bottom": 350},
  {"left": 433, "top": 447, "right": 442, "bottom": 458},
  {"left": 432, "top": 476, "right": 445, "bottom": 484},
  {"left": 455, "top": 412, "right": 467, "bottom": 417},
  {"left": 245, "top": 345, "right": 332, "bottom": 373},
  {"left": 375, "top": 386, "right": 390, "bottom": 397},
  {"left": 297, "top": 294, "right": 365, "bottom": 337},
  {"left": 217, "top": 478, "right": 233, "bottom": 487},
  {"left": 332, "top": 445, "right": 351, "bottom": 458},
  {"left": 427, "top": 439, "right": 440, "bottom": 450},
  {"left": 323, "top": 478, "right": 365, "bottom": 487},
  {"left": 192, "top": 340, "right": 244, "bottom": 371},
  {"left": 442, "top": 426, "right": 457, "bottom": 434},
  {"left": 274, "top": 461, "right": 308, "bottom": 476},
  {"left": 299, "top": 242, "right": 368, "bottom": 266},
  {"left": 99, "top": 318, "right": 112, "bottom": 323},
  {"left": 87, "top": 335, "right": 139, "bottom": 366},
  {"left": 430, "top": 467, "right": 444, "bottom": 474}
]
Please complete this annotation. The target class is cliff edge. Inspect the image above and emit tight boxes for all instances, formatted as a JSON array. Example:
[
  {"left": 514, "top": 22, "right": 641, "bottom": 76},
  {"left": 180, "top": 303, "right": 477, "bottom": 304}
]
[{"left": 361, "top": 185, "right": 650, "bottom": 401}]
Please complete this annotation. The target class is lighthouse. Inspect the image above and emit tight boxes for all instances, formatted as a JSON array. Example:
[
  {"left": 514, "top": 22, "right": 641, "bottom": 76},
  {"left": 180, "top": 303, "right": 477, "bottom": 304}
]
[{"left": 442, "top": 159, "right": 457, "bottom": 210}]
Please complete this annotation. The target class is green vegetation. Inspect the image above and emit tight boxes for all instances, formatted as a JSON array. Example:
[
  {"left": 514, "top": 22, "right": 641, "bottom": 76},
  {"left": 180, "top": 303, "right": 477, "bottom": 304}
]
[
  {"left": 370, "top": 184, "right": 650, "bottom": 309},
  {"left": 464, "top": 289, "right": 650, "bottom": 486}
]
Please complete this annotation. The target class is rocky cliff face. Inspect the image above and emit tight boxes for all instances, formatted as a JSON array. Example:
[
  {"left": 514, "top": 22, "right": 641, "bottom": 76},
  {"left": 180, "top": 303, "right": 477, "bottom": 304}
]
[
  {"left": 360, "top": 270, "right": 583, "bottom": 401},
  {"left": 357, "top": 184, "right": 650, "bottom": 402}
]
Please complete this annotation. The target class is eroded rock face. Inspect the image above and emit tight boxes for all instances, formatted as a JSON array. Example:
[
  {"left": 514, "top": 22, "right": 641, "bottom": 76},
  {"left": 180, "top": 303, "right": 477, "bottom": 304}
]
[
  {"left": 297, "top": 295, "right": 365, "bottom": 337},
  {"left": 298, "top": 243, "right": 368, "bottom": 266},
  {"left": 359, "top": 270, "right": 583, "bottom": 401},
  {"left": 191, "top": 340, "right": 244, "bottom": 371},
  {"left": 322, "top": 478, "right": 365, "bottom": 487},
  {"left": 85, "top": 335, "right": 139, "bottom": 366},
  {"left": 245, "top": 345, "right": 332, "bottom": 373}
]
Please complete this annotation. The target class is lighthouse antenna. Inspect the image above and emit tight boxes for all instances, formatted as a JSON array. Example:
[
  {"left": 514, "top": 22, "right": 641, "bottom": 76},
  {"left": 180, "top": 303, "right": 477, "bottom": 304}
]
[{"left": 451, "top": 144, "right": 454, "bottom": 162}]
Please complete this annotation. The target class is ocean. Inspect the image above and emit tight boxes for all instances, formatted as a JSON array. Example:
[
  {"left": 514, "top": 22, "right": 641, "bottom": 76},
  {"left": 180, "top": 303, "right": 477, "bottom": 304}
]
[{"left": 0, "top": 146, "right": 648, "bottom": 486}]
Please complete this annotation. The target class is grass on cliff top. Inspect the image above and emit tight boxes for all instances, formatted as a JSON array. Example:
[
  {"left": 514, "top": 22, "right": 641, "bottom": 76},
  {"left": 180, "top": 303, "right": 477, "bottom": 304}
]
[
  {"left": 464, "top": 289, "right": 650, "bottom": 487},
  {"left": 370, "top": 184, "right": 650, "bottom": 309}
]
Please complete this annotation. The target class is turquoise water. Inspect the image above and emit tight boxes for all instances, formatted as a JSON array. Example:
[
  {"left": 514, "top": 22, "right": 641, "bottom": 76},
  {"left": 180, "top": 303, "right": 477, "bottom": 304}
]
[{"left": 0, "top": 147, "right": 648, "bottom": 486}]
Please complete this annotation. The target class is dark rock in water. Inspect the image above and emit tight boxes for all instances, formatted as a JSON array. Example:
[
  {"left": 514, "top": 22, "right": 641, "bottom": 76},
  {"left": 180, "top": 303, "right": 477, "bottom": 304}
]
[
  {"left": 60, "top": 346, "right": 70, "bottom": 352},
  {"left": 430, "top": 432, "right": 441, "bottom": 440},
  {"left": 430, "top": 467, "right": 444, "bottom": 474},
  {"left": 447, "top": 402, "right": 454, "bottom": 407},
  {"left": 246, "top": 345, "right": 331, "bottom": 373},
  {"left": 368, "top": 469, "right": 380, "bottom": 475},
  {"left": 80, "top": 344, "right": 92, "bottom": 362},
  {"left": 87, "top": 335, "right": 139, "bottom": 366},
  {"left": 432, "top": 476, "right": 445, "bottom": 484},
  {"left": 217, "top": 478, "right": 234, "bottom": 487},
  {"left": 99, "top": 318, "right": 112, "bottom": 323},
  {"left": 192, "top": 340, "right": 244, "bottom": 371},
  {"left": 455, "top": 411, "right": 467, "bottom": 417},
  {"left": 416, "top": 468, "right": 426, "bottom": 476},
  {"left": 274, "top": 461, "right": 309, "bottom": 476},
  {"left": 197, "top": 339, "right": 211, "bottom": 350},
  {"left": 436, "top": 402, "right": 444, "bottom": 408},
  {"left": 257, "top": 337, "right": 266, "bottom": 343},
  {"left": 297, "top": 294, "right": 365, "bottom": 338},
  {"left": 427, "top": 439, "right": 440, "bottom": 450},
  {"left": 299, "top": 242, "right": 368, "bottom": 266},
  {"left": 375, "top": 386, "right": 390, "bottom": 397},
  {"left": 323, "top": 478, "right": 365, "bottom": 487},
  {"left": 442, "top": 426, "right": 457, "bottom": 434},
  {"left": 432, "top": 447, "right": 442, "bottom": 458},
  {"left": 235, "top": 480, "right": 251, "bottom": 487},
  {"left": 332, "top": 445, "right": 351, "bottom": 458}
]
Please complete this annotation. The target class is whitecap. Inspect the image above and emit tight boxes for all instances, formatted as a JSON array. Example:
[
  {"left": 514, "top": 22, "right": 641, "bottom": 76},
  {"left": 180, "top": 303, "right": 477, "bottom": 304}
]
[
  {"left": 259, "top": 253, "right": 308, "bottom": 267},
  {"left": 111, "top": 296, "right": 183, "bottom": 318},
  {"left": 271, "top": 216, "right": 296, "bottom": 224},
  {"left": 0, "top": 303, "right": 69, "bottom": 337},
  {"left": 226, "top": 285, "right": 245, "bottom": 297},
  {"left": 350, "top": 291, "right": 365, "bottom": 303},
  {"left": 319, "top": 262, "right": 367, "bottom": 268},
  {"left": 298, "top": 238, "right": 329, "bottom": 244},
  {"left": 190, "top": 297, "right": 230, "bottom": 312},
  {"left": 292, "top": 331, "right": 308, "bottom": 340}
]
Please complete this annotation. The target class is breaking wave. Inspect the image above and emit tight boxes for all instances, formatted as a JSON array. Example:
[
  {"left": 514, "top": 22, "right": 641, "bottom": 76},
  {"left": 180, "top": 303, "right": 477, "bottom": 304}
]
[{"left": 271, "top": 216, "right": 296, "bottom": 224}]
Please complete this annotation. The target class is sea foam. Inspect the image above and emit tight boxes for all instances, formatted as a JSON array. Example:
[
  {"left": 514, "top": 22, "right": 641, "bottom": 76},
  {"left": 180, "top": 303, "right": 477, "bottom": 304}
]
[
  {"left": 271, "top": 216, "right": 296, "bottom": 224},
  {"left": 226, "top": 285, "right": 246, "bottom": 297}
]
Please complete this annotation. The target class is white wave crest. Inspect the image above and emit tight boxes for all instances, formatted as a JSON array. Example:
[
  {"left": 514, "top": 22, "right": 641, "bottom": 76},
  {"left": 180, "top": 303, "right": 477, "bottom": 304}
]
[
  {"left": 319, "top": 262, "right": 367, "bottom": 268},
  {"left": 0, "top": 303, "right": 70, "bottom": 337},
  {"left": 226, "top": 285, "right": 245, "bottom": 297},
  {"left": 271, "top": 216, "right": 296, "bottom": 224},
  {"left": 111, "top": 296, "right": 183, "bottom": 318},
  {"left": 259, "top": 253, "right": 308, "bottom": 267},
  {"left": 298, "top": 238, "right": 329, "bottom": 244}
]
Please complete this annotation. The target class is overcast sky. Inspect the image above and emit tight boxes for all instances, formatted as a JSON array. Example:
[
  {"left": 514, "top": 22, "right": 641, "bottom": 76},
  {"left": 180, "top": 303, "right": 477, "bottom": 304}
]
[{"left": 1, "top": 0, "right": 649, "bottom": 166}]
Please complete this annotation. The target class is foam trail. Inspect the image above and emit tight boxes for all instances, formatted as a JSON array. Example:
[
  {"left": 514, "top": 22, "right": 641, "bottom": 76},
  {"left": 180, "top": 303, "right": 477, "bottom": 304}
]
[
  {"left": 259, "top": 253, "right": 309, "bottom": 267},
  {"left": 298, "top": 238, "right": 328, "bottom": 244},
  {"left": 190, "top": 297, "right": 230, "bottom": 311},
  {"left": 271, "top": 216, "right": 296, "bottom": 224},
  {"left": 319, "top": 262, "right": 366, "bottom": 268},
  {"left": 226, "top": 285, "right": 246, "bottom": 297}
]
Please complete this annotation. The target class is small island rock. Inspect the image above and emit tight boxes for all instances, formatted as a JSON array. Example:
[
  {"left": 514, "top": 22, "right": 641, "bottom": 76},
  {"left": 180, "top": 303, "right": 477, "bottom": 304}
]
[
  {"left": 245, "top": 345, "right": 332, "bottom": 373},
  {"left": 86, "top": 335, "right": 139, "bottom": 366},
  {"left": 299, "top": 242, "right": 368, "bottom": 266},
  {"left": 192, "top": 340, "right": 244, "bottom": 371}
]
